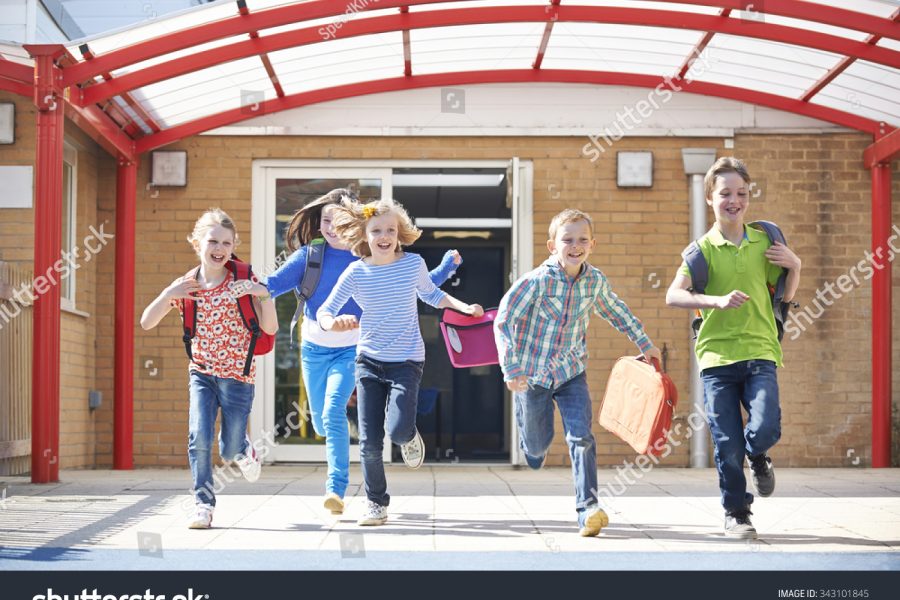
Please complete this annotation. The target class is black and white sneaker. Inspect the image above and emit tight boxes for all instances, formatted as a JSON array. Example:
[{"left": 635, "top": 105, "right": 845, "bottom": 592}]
[
  {"left": 724, "top": 509, "right": 758, "bottom": 539},
  {"left": 400, "top": 430, "right": 425, "bottom": 469},
  {"left": 748, "top": 454, "right": 775, "bottom": 497}
]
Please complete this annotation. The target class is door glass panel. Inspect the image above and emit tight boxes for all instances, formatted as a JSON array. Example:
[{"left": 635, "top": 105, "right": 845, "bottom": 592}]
[{"left": 272, "top": 177, "right": 382, "bottom": 447}]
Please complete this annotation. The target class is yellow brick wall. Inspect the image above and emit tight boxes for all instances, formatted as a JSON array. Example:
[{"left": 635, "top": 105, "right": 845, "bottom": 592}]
[
  {"left": 2, "top": 103, "right": 898, "bottom": 470},
  {"left": 106, "top": 133, "right": 898, "bottom": 470},
  {"left": 0, "top": 90, "right": 108, "bottom": 469}
]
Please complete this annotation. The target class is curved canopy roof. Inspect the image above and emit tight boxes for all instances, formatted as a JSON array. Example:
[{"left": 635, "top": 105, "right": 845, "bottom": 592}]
[{"left": 1, "top": 0, "right": 897, "bottom": 157}]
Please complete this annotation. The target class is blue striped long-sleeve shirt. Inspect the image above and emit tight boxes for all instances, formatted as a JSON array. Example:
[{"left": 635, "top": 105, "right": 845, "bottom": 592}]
[
  {"left": 317, "top": 253, "right": 447, "bottom": 362},
  {"left": 494, "top": 257, "right": 653, "bottom": 388}
]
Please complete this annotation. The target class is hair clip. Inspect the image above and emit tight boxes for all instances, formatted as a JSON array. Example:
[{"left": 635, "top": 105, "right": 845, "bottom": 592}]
[{"left": 362, "top": 204, "right": 378, "bottom": 219}]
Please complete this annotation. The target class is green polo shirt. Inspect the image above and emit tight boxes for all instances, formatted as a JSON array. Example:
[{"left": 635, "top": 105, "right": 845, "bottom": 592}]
[{"left": 678, "top": 224, "right": 784, "bottom": 371}]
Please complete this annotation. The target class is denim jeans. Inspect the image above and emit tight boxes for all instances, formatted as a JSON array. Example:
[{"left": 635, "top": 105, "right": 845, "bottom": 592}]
[
  {"left": 514, "top": 371, "right": 597, "bottom": 526},
  {"left": 188, "top": 371, "right": 255, "bottom": 507},
  {"left": 301, "top": 340, "right": 357, "bottom": 498},
  {"left": 701, "top": 359, "right": 781, "bottom": 514},
  {"left": 355, "top": 354, "right": 423, "bottom": 506}
]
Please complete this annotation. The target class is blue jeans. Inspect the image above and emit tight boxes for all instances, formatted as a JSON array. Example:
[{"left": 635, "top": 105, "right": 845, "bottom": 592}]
[
  {"left": 355, "top": 354, "right": 423, "bottom": 506},
  {"left": 514, "top": 371, "right": 597, "bottom": 526},
  {"left": 188, "top": 371, "right": 255, "bottom": 507},
  {"left": 301, "top": 340, "right": 357, "bottom": 498},
  {"left": 701, "top": 359, "right": 782, "bottom": 514}
]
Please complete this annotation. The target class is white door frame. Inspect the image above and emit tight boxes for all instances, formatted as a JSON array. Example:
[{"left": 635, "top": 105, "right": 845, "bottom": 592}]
[{"left": 250, "top": 159, "right": 533, "bottom": 464}]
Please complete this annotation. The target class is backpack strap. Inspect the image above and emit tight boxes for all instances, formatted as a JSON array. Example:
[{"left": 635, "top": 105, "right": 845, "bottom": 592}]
[
  {"left": 681, "top": 241, "right": 708, "bottom": 294},
  {"left": 750, "top": 220, "right": 791, "bottom": 341},
  {"left": 681, "top": 241, "right": 709, "bottom": 340},
  {"left": 290, "top": 238, "right": 326, "bottom": 349},
  {"left": 229, "top": 259, "right": 262, "bottom": 377},
  {"left": 181, "top": 266, "right": 205, "bottom": 369}
]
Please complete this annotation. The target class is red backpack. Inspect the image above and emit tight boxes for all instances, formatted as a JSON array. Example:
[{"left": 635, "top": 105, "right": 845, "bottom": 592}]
[{"left": 180, "top": 258, "right": 275, "bottom": 377}]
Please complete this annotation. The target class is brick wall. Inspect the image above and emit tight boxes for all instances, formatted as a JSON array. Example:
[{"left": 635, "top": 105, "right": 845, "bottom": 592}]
[
  {"left": 110, "top": 133, "right": 898, "bottom": 470},
  {"left": 0, "top": 90, "right": 109, "bottom": 469}
]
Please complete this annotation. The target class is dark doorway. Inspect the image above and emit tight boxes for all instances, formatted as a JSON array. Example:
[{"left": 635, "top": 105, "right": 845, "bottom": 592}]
[{"left": 394, "top": 167, "right": 511, "bottom": 463}]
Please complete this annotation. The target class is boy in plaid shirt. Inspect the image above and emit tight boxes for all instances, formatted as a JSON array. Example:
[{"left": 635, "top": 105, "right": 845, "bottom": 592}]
[{"left": 494, "top": 209, "right": 661, "bottom": 536}]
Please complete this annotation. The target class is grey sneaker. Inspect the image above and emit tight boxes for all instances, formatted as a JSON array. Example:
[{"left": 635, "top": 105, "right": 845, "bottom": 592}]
[
  {"left": 724, "top": 510, "right": 758, "bottom": 539},
  {"left": 748, "top": 454, "right": 775, "bottom": 497},
  {"left": 400, "top": 430, "right": 425, "bottom": 469},
  {"left": 188, "top": 504, "right": 214, "bottom": 529},
  {"left": 357, "top": 500, "right": 388, "bottom": 526}
]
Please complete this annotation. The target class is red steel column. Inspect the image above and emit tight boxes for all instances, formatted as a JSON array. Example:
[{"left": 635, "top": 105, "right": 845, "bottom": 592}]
[
  {"left": 114, "top": 158, "right": 137, "bottom": 469},
  {"left": 27, "top": 47, "right": 65, "bottom": 483},
  {"left": 871, "top": 158, "right": 892, "bottom": 468}
]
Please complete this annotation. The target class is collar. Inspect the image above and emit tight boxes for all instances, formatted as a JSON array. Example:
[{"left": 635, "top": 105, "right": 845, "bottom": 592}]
[
  {"left": 542, "top": 256, "right": 591, "bottom": 281},
  {"left": 707, "top": 224, "right": 765, "bottom": 247}
]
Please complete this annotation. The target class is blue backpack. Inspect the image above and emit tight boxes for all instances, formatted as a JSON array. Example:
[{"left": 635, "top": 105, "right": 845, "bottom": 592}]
[{"left": 681, "top": 221, "right": 794, "bottom": 342}]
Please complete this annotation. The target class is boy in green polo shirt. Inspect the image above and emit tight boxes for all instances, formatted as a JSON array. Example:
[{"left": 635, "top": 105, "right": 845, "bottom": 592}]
[{"left": 666, "top": 157, "right": 801, "bottom": 539}]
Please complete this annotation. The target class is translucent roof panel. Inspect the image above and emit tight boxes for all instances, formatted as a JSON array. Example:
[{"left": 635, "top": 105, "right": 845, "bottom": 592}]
[
  {"left": 134, "top": 56, "right": 274, "bottom": 128},
  {"left": 541, "top": 24, "right": 702, "bottom": 75},
  {"left": 698, "top": 34, "right": 843, "bottom": 97},
  {"left": 66, "top": 0, "right": 239, "bottom": 54},
  {"left": 24, "top": 0, "right": 896, "bottom": 139},
  {"left": 411, "top": 23, "right": 546, "bottom": 75},
  {"left": 270, "top": 32, "right": 404, "bottom": 94},
  {"left": 0, "top": 42, "right": 33, "bottom": 66},
  {"left": 108, "top": 34, "right": 250, "bottom": 79},
  {"left": 816, "top": 61, "right": 900, "bottom": 125}
]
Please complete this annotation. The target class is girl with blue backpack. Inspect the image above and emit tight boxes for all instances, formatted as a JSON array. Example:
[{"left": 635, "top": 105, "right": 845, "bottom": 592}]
[{"left": 265, "top": 189, "right": 460, "bottom": 516}]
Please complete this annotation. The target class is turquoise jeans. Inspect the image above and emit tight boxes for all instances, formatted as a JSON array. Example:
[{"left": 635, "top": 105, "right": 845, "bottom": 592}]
[{"left": 301, "top": 340, "right": 357, "bottom": 498}]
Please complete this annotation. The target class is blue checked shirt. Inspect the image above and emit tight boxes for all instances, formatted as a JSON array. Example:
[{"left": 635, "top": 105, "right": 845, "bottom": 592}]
[{"left": 494, "top": 257, "right": 654, "bottom": 389}]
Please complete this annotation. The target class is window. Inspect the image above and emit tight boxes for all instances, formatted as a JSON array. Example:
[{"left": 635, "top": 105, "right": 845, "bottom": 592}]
[{"left": 61, "top": 142, "right": 77, "bottom": 309}]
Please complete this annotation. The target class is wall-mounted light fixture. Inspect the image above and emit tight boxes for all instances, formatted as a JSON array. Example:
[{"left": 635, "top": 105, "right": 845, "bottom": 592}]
[
  {"left": 150, "top": 150, "right": 188, "bottom": 186},
  {"left": 617, "top": 151, "right": 653, "bottom": 188}
]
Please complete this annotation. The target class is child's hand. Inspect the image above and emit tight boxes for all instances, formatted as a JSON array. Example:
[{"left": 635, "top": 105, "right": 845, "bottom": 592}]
[
  {"left": 765, "top": 241, "right": 801, "bottom": 270},
  {"left": 165, "top": 276, "right": 201, "bottom": 300},
  {"left": 450, "top": 250, "right": 462, "bottom": 265},
  {"left": 228, "top": 281, "right": 267, "bottom": 299},
  {"left": 506, "top": 376, "right": 529, "bottom": 393},
  {"left": 715, "top": 290, "right": 749, "bottom": 309},
  {"left": 465, "top": 303, "right": 484, "bottom": 317},
  {"left": 331, "top": 315, "right": 359, "bottom": 331},
  {"left": 642, "top": 346, "right": 662, "bottom": 367}
]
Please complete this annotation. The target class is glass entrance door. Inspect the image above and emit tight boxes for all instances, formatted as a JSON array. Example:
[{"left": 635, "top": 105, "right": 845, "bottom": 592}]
[{"left": 252, "top": 167, "right": 391, "bottom": 461}]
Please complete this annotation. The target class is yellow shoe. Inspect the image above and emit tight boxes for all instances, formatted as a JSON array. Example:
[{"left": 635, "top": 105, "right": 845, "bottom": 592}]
[
  {"left": 324, "top": 492, "right": 344, "bottom": 515},
  {"left": 579, "top": 506, "right": 609, "bottom": 537}
]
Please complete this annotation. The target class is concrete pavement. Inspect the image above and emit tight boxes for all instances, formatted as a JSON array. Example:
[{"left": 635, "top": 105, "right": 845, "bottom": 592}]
[{"left": 1, "top": 466, "right": 898, "bottom": 570}]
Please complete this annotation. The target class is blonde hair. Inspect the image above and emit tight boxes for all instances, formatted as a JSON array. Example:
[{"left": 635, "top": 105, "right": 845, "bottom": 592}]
[
  {"left": 704, "top": 156, "right": 751, "bottom": 199},
  {"left": 187, "top": 208, "right": 240, "bottom": 248},
  {"left": 331, "top": 198, "right": 421, "bottom": 257},
  {"left": 549, "top": 208, "right": 593, "bottom": 240}
]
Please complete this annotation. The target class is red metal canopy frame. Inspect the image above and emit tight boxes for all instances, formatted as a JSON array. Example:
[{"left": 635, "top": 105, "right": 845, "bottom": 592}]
[{"left": 3, "top": 0, "right": 894, "bottom": 481}]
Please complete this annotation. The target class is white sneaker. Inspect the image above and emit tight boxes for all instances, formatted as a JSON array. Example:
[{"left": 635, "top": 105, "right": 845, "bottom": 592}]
[
  {"left": 188, "top": 504, "right": 214, "bottom": 529},
  {"left": 357, "top": 500, "right": 388, "bottom": 526},
  {"left": 400, "top": 430, "right": 425, "bottom": 469},
  {"left": 235, "top": 435, "right": 261, "bottom": 483},
  {"left": 324, "top": 492, "right": 344, "bottom": 515}
]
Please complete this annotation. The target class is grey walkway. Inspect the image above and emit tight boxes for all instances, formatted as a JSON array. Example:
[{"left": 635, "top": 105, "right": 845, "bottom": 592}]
[{"left": 1, "top": 467, "right": 898, "bottom": 570}]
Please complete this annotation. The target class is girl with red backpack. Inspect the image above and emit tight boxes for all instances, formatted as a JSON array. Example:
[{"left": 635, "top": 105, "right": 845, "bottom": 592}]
[{"left": 140, "top": 208, "right": 278, "bottom": 529}]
